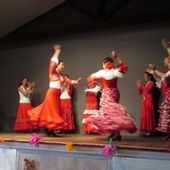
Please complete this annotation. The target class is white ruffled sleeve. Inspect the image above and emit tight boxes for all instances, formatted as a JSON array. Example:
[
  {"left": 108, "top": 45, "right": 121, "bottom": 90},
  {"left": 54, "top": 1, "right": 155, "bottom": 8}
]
[
  {"left": 114, "top": 68, "right": 124, "bottom": 78},
  {"left": 91, "top": 70, "right": 103, "bottom": 79},
  {"left": 85, "top": 85, "right": 101, "bottom": 93},
  {"left": 51, "top": 57, "right": 59, "bottom": 64},
  {"left": 156, "top": 71, "right": 170, "bottom": 88}
]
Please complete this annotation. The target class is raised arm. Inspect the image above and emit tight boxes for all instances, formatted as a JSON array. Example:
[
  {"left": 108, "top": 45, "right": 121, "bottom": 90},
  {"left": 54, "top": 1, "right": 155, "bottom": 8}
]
[
  {"left": 64, "top": 76, "right": 82, "bottom": 85},
  {"left": 111, "top": 51, "right": 128, "bottom": 74},
  {"left": 49, "top": 45, "right": 61, "bottom": 79},
  {"left": 52, "top": 45, "right": 61, "bottom": 58},
  {"left": 72, "top": 77, "right": 82, "bottom": 84},
  {"left": 111, "top": 51, "right": 122, "bottom": 64},
  {"left": 161, "top": 39, "right": 170, "bottom": 56},
  {"left": 147, "top": 64, "right": 164, "bottom": 79},
  {"left": 85, "top": 85, "right": 101, "bottom": 93}
]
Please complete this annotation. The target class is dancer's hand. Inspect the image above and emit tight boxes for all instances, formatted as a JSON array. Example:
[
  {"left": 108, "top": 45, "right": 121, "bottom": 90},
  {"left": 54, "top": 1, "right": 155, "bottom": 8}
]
[
  {"left": 74, "top": 77, "right": 82, "bottom": 84},
  {"left": 52, "top": 44, "right": 61, "bottom": 59},
  {"left": 161, "top": 39, "right": 168, "bottom": 48},
  {"left": 146, "top": 68, "right": 154, "bottom": 75},
  {"left": 162, "top": 39, "right": 170, "bottom": 53},
  {"left": 136, "top": 80, "right": 142, "bottom": 87},
  {"left": 30, "top": 81, "right": 36, "bottom": 87},
  {"left": 53, "top": 44, "right": 61, "bottom": 51},
  {"left": 111, "top": 51, "right": 117, "bottom": 58},
  {"left": 148, "top": 64, "right": 156, "bottom": 70},
  {"left": 77, "top": 77, "right": 82, "bottom": 83}
]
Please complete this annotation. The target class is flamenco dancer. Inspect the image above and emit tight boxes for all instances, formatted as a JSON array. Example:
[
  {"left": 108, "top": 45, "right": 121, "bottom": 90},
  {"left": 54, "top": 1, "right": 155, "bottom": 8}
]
[
  {"left": 136, "top": 72, "right": 156, "bottom": 136},
  {"left": 60, "top": 75, "right": 79, "bottom": 133},
  {"left": 82, "top": 79, "right": 101, "bottom": 134},
  {"left": 147, "top": 39, "right": 170, "bottom": 99},
  {"left": 157, "top": 75, "right": 170, "bottom": 140},
  {"left": 83, "top": 51, "right": 137, "bottom": 141},
  {"left": 28, "top": 45, "right": 81, "bottom": 137},
  {"left": 146, "top": 39, "right": 170, "bottom": 139},
  {"left": 14, "top": 77, "right": 35, "bottom": 131}
]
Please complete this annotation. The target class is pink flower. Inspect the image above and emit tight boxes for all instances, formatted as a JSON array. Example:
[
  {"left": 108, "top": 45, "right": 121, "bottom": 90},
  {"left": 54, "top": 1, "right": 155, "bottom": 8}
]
[
  {"left": 29, "top": 133, "right": 42, "bottom": 147},
  {"left": 101, "top": 144, "right": 117, "bottom": 157}
]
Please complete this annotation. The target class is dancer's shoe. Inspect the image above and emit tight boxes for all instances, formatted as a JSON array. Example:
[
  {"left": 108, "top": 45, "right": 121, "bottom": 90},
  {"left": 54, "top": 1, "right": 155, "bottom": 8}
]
[
  {"left": 112, "top": 134, "right": 122, "bottom": 141},
  {"left": 45, "top": 129, "right": 58, "bottom": 137},
  {"left": 108, "top": 133, "right": 122, "bottom": 141},
  {"left": 165, "top": 133, "right": 170, "bottom": 140}
]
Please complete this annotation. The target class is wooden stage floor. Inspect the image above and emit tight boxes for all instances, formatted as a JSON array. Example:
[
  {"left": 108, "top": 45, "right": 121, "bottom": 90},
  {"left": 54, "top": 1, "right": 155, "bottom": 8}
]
[{"left": 0, "top": 133, "right": 170, "bottom": 153}]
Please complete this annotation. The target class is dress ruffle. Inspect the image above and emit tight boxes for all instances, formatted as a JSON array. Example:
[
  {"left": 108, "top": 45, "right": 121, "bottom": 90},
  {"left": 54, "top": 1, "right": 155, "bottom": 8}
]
[
  {"left": 14, "top": 103, "right": 34, "bottom": 130},
  {"left": 60, "top": 99, "right": 75, "bottom": 130},
  {"left": 82, "top": 91, "right": 99, "bottom": 133},
  {"left": 28, "top": 88, "right": 65, "bottom": 129},
  {"left": 83, "top": 88, "right": 137, "bottom": 134},
  {"left": 157, "top": 90, "right": 170, "bottom": 132}
]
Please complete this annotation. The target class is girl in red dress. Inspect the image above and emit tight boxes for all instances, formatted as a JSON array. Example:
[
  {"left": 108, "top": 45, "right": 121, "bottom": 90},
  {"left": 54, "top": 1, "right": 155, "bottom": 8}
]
[
  {"left": 82, "top": 80, "right": 101, "bottom": 134},
  {"left": 83, "top": 51, "right": 137, "bottom": 141},
  {"left": 28, "top": 45, "right": 81, "bottom": 136},
  {"left": 136, "top": 72, "right": 156, "bottom": 136},
  {"left": 60, "top": 75, "right": 76, "bottom": 132},
  {"left": 14, "top": 77, "right": 35, "bottom": 131}
]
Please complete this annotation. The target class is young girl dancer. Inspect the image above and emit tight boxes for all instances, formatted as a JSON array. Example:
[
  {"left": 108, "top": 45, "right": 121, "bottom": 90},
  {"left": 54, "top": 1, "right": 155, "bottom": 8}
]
[
  {"left": 82, "top": 79, "right": 101, "bottom": 134},
  {"left": 14, "top": 77, "right": 35, "bottom": 131},
  {"left": 60, "top": 75, "right": 76, "bottom": 133},
  {"left": 136, "top": 72, "right": 156, "bottom": 136}
]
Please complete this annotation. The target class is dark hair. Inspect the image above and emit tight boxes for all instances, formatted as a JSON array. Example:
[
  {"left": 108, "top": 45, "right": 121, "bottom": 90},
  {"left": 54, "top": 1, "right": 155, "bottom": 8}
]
[
  {"left": 58, "top": 59, "right": 63, "bottom": 64},
  {"left": 165, "top": 75, "right": 170, "bottom": 87},
  {"left": 145, "top": 72, "right": 156, "bottom": 83},
  {"left": 18, "top": 77, "right": 29, "bottom": 87},
  {"left": 103, "top": 57, "right": 114, "bottom": 64},
  {"left": 64, "top": 74, "right": 69, "bottom": 78}
]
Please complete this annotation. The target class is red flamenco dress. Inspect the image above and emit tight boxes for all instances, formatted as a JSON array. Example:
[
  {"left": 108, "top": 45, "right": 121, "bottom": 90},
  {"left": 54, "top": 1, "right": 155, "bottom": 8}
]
[
  {"left": 14, "top": 86, "right": 33, "bottom": 130},
  {"left": 157, "top": 70, "right": 170, "bottom": 99},
  {"left": 28, "top": 57, "right": 65, "bottom": 129},
  {"left": 157, "top": 88, "right": 170, "bottom": 133},
  {"left": 138, "top": 81, "right": 156, "bottom": 132},
  {"left": 157, "top": 69, "right": 170, "bottom": 134},
  {"left": 156, "top": 70, "right": 170, "bottom": 133},
  {"left": 83, "top": 62, "right": 137, "bottom": 134},
  {"left": 82, "top": 85, "right": 100, "bottom": 133},
  {"left": 60, "top": 83, "right": 75, "bottom": 131}
]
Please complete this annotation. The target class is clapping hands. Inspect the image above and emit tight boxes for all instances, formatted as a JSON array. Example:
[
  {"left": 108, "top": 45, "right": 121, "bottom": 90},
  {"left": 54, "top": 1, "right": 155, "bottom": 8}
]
[{"left": 136, "top": 80, "right": 142, "bottom": 87}]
